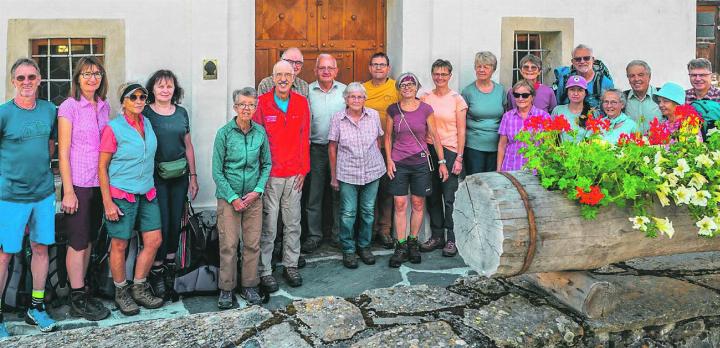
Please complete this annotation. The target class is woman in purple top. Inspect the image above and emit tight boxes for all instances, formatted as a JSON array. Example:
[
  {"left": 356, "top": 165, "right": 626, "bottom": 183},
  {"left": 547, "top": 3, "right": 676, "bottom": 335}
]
[
  {"left": 384, "top": 72, "right": 448, "bottom": 268},
  {"left": 57, "top": 56, "right": 111, "bottom": 321},
  {"left": 498, "top": 80, "right": 551, "bottom": 171},
  {"left": 507, "top": 54, "right": 557, "bottom": 113}
]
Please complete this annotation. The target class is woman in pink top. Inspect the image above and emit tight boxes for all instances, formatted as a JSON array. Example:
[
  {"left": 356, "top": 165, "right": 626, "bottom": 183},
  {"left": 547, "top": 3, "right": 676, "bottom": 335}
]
[
  {"left": 418, "top": 59, "right": 467, "bottom": 257},
  {"left": 57, "top": 57, "right": 111, "bottom": 321}
]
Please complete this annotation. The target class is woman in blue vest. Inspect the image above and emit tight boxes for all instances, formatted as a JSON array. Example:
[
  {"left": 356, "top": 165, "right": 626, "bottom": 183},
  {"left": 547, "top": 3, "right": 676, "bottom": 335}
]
[{"left": 98, "top": 82, "right": 164, "bottom": 316}]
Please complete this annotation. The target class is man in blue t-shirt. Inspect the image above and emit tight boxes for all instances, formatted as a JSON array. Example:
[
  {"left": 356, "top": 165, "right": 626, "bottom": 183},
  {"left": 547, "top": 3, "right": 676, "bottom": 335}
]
[{"left": 0, "top": 58, "right": 58, "bottom": 337}]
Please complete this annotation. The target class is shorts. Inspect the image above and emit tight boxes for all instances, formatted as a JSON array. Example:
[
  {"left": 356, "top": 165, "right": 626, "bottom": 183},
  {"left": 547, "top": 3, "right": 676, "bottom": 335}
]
[
  {"left": 0, "top": 194, "right": 56, "bottom": 253},
  {"left": 387, "top": 163, "right": 432, "bottom": 197},
  {"left": 104, "top": 195, "right": 161, "bottom": 240},
  {"left": 63, "top": 186, "right": 102, "bottom": 250}
]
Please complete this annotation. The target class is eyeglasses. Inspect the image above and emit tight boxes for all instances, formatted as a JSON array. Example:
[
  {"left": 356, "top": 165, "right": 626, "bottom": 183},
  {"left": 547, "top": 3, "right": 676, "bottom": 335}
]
[
  {"left": 432, "top": 72, "right": 451, "bottom": 78},
  {"left": 512, "top": 92, "right": 532, "bottom": 99},
  {"left": 317, "top": 66, "right": 337, "bottom": 72},
  {"left": 521, "top": 65, "right": 539, "bottom": 72},
  {"left": 689, "top": 73, "right": 711, "bottom": 78},
  {"left": 126, "top": 94, "right": 148, "bottom": 102},
  {"left": 274, "top": 72, "right": 294, "bottom": 79},
  {"left": 602, "top": 100, "right": 621, "bottom": 106},
  {"left": 572, "top": 56, "right": 593, "bottom": 63},
  {"left": 283, "top": 58, "right": 304, "bottom": 67},
  {"left": 15, "top": 74, "right": 38, "bottom": 82},
  {"left": 80, "top": 72, "right": 103, "bottom": 79},
  {"left": 399, "top": 82, "right": 416, "bottom": 89},
  {"left": 347, "top": 95, "right": 366, "bottom": 101},
  {"left": 370, "top": 63, "right": 388, "bottom": 69},
  {"left": 234, "top": 103, "right": 256, "bottom": 109}
]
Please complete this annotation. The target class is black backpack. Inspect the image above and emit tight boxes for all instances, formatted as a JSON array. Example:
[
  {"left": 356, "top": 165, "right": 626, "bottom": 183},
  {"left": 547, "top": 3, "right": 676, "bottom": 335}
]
[
  {"left": 88, "top": 223, "right": 138, "bottom": 299},
  {"left": 173, "top": 202, "right": 220, "bottom": 296}
]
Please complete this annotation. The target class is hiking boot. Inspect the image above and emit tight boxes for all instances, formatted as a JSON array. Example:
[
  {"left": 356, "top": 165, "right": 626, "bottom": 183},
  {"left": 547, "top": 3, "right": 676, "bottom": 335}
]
[
  {"left": 389, "top": 242, "right": 408, "bottom": 268},
  {"left": 149, "top": 266, "right": 166, "bottom": 299},
  {"left": 419, "top": 237, "right": 445, "bottom": 252},
  {"left": 25, "top": 305, "right": 56, "bottom": 332},
  {"left": 115, "top": 285, "right": 140, "bottom": 316},
  {"left": 240, "top": 287, "right": 263, "bottom": 306},
  {"left": 0, "top": 322, "right": 9, "bottom": 338},
  {"left": 218, "top": 290, "right": 234, "bottom": 310},
  {"left": 260, "top": 275, "right": 279, "bottom": 293},
  {"left": 357, "top": 247, "right": 376, "bottom": 265},
  {"left": 301, "top": 239, "right": 319, "bottom": 254},
  {"left": 298, "top": 255, "right": 307, "bottom": 269},
  {"left": 408, "top": 238, "right": 422, "bottom": 264},
  {"left": 377, "top": 233, "right": 395, "bottom": 249},
  {"left": 442, "top": 240, "right": 458, "bottom": 257},
  {"left": 342, "top": 252, "right": 358, "bottom": 269},
  {"left": 130, "top": 282, "right": 164, "bottom": 309},
  {"left": 283, "top": 267, "right": 303, "bottom": 287},
  {"left": 70, "top": 291, "right": 110, "bottom": 321}
]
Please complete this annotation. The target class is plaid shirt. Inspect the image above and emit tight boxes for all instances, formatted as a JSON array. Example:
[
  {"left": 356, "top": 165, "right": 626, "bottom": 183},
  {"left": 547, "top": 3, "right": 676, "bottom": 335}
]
[
  {"left": 685, "top": 86, "right": 720, "bottom": 103},
  {"left": 328, "top": 107, "right": 386, "bottom": 185},
  {"left": 257, "top": 75, "right": 309, "bottom": 97},
  {"left": 498, "top": 106, "right": 550, "bottom": 171}
]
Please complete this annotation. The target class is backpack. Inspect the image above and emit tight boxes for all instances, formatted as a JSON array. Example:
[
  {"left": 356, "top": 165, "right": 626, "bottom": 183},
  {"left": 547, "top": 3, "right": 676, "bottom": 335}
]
[
  {"left": 88, "top": 224, "right": 138, "bottom": 299},
  {"left": 173, "top": 202, "right": 220, "bottom": 296},
  {"left": 690, "top": 99, "right": 720, "bottom": 139},
  {"left": 553, "top": 59, "right": 613, "bottom": 107}
]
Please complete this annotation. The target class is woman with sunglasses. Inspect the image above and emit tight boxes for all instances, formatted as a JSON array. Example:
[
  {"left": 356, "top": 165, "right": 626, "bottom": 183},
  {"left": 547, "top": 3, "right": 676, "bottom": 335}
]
[
  {"left": 57, "top": 56, "right": 111, "bottom": 321},
  {"left": 385, "top": 72, "right": 448, "bottom": 268},
  {"left": 142, "top": 70, "right": 198, "bottom": 299},
  {"left": 497, "top": 80, "right": 550, "bottom": 171},
  {"left": 507, "top": 54, "right": 556, "bottom": 113},
  {"left": 552, "top": 75, "right": 592, "bottom": 143},
  {"left": 99, "top": 82, "right": 163, "bottom": 316}
]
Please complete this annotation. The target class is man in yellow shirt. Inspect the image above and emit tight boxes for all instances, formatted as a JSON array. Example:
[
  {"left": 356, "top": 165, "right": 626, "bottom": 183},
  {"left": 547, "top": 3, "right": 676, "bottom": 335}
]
[{"left": 363, "top": 52, "right": 399, "bottom": 249}]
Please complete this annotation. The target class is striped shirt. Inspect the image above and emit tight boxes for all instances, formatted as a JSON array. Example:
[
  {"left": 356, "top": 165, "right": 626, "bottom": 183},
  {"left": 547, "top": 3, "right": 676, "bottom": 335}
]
[
  {"left": 498, "top": 106, "right": 550, "bottom": 171},
  {"left": 327, "top": 107, "right": 386, "bottom": 185}
]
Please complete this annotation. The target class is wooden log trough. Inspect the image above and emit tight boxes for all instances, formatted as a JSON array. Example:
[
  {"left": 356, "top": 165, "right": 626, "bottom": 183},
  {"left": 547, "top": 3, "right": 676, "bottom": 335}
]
[{"left": 454, "top": 171, "right": 720, "bottom": 318}]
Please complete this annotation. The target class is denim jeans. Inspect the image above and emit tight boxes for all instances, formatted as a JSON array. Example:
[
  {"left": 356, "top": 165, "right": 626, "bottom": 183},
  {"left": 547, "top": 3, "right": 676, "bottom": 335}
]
[{"left": 338, "top": 179, "right": 380, "bottom": 253}]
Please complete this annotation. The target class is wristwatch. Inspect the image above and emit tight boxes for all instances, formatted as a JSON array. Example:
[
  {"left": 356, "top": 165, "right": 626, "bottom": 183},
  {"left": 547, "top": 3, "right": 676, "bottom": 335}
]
[{"left": 438, "top": 159, "right": 447, "bottom": 164}]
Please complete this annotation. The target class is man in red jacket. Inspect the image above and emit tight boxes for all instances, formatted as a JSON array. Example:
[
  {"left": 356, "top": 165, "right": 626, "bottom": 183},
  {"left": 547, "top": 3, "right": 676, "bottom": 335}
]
[{"left": 253, "top": 60, "right": 310, "bottom": 291}]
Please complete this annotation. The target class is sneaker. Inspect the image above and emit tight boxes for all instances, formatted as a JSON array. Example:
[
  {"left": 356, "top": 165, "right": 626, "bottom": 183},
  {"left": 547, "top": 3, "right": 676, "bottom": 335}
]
[
  {"left": 70, "top": 291, "right": 110, "bottom": 321},
  {"left": 301, "top": 239, "right": 320, "bottom": 254},
  {"left": 389, "top": 242, "right": 408, "bottom": 268},
  {"left": 0, "top": 322, "right": 9, "bottom": 338},
  {"left": 419, "top": 237, "right": 445, "bottom": 252},
  {"left": 25, "top": 305, "right": 57, "bottom": 332},
  {"left": 218, "top": 290, "right": 234, "bottom": 310},
  {"left": 407, "top": 238, "right": 422, "bottom": 264},
  {"left": 240, "top": 287, "right": 263, "bottom": 306},
  {"left": 442, "top": 240, "right": 458, "bottom": 257},
  {"left": 357, "top": 247, "right": 376, "bottom": 265},
  {"left": 342, "top": 252, "right": 358, "bottom": 269},
  {"left": 298, "top": 255, "right": 307, "bottom": 269},
  {"left": 283, "top": 267, "right": 303, "bottom": 287},
  {"left": 130, "top": 282, "right": 164, "bottom": 309},
  {"left": 149, "top": 266, "right": 166, "bottom": 299},
  {"left": 115, "top": 285, "right": 140, "bottom": 316},
  {"left": 377, "top": 233, "right": 395, "bottom": 249},
  {"left": 260, "top": 275, "right": 279, "bottom": 293}
]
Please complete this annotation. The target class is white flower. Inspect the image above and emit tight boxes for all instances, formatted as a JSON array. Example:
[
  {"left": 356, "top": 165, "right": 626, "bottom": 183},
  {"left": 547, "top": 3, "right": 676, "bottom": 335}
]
[
  {"left": 654, "top": 151, "right": 667, "bottom": 165},
  {"left": 629, "top": 216, "right": 651, "bottom": 231},
  {"left": 656, "top": 190, "right": 671, "bottom": 206},
  {"left": 674, "top": 185, "right": 694, "bottom": 205},
  {"left": 666, "top": 173, "right": 679, "bottom": 187},
  {"left": 696, "top": 216, "right": 718, "bottom": 236},
  {"left": 708, "top": 127, "right": 720, "bottom": 137},
  {"left": 690, "top": 190, "right": 711, "bottom": 207},
  {"left": 673, "top": 158, "right": 690, "bottom": 178},
  {"left": 689, "top": 173, "right": 709, "bottom": 190},
  {"left": 712, "top": 151, "right": 720, "bottom": 162},
  {"left": 695, "top": 153, "right": 714, "bottom": 168},
  {"left": 657, "top": 181, "right": 671, "bottom": 195},
  {"left": 654, "top": 165, "right": 666, "bottom": 178},
  {"left": 653, "top": 217, "right": 675, "bottom": 238},
  {"left": 643, "top": 156, "right": 651, "bottom": 164}
]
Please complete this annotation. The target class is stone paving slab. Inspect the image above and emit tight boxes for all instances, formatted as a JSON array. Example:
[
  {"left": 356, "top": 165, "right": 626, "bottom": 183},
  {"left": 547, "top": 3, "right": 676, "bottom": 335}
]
[
  {"left": 362, "top": 284, "right": 470, "bottom": 314},
  {"left": 350, "top": 321, "right": 467, "bottom": 348},
  {"left": 293, "top": 296, "right": 365, "bottom": 342},
  {"left": 464, "top": 293, "right": 581, "bottom": 347},
  {"left": 241, "top": 322, "right": 311, "bottom": 348},
  {"left": 624, "top": 251, "right": 720, "bottom": 272}
]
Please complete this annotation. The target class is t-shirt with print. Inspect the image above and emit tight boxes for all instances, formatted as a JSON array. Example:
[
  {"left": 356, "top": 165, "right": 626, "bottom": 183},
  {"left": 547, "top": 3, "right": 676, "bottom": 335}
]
[
  {"left": 143, "top": 105, "right": 190, "bottom": 163},
  {"left": 387, "top": 101, "right": 433, "bottom": 166},
  {"left": 461, "top": 81, "right": 507, "bottom": 152},
  {"left": 0, "top": 99, "right": 57, "bottom": 202},
  {"left": 419, "top": 90, "right": 468, "bottom": 152}
]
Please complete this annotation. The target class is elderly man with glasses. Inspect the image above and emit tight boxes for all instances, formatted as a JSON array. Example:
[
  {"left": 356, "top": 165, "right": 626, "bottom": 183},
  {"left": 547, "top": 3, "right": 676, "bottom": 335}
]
[
  {"left": 257, "top": 47, "right": 310, "bottom": 97},
  {"left": 554, "top": 44, "right": 614, "bottom": 109},
  {"left": 685, "top": 58, "right": 720, "bottom": 103}
]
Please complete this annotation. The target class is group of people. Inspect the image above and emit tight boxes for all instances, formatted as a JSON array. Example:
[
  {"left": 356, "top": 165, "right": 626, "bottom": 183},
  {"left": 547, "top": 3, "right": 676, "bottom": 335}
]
[{"left": 0, "top": 41, "right": 716, "bottom": 336}]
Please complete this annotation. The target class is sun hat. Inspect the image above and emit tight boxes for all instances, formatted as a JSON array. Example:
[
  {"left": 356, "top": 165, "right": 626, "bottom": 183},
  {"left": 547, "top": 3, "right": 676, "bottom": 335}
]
[
  {"left": 565, "top": 75, "right": 588, "bottom": 90},
  {"left": 653, "top": 82, "right": 685, "bottom": 105}
]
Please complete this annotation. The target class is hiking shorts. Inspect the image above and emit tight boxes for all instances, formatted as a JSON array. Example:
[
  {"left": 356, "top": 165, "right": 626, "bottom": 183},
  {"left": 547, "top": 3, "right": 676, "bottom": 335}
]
[
  {"left": 0, "top": 194, "right": 56, "bottom": 253},
  {"left": 63, "top": 186, "right": 103, "bottom": 251},
  {"left": 104, "top": 195, "right": 161, "bottom": 240},
  {"left": 387, "top": 163, "right": 432, "bottom": 197}
]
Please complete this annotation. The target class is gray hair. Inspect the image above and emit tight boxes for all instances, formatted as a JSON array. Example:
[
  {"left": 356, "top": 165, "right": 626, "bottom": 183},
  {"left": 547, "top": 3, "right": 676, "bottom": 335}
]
[
  {"left": 512, "top": 79, "right": 535, "bottom": 96},
  {"left": 602, "top": 88, "right": 627, "bottom": 105},
  {"left": 272, "top": 60, "right": 294, "bottom": 75},
  {"left": 281, "top": 47, "right": 303, "bottom": 60},
  {"left": 572, "top": 44, "right": 594, "bottom": 57},
  {"left": 315, "top": 53, "right": 337, "bottom": 68},
  {"left": 519, "top": 54, "right": 542, "bottom": 70},
  {"left": 343, "top": 82, "right": 367, "bottom": 99},
  {"left": 626, "top": 60, "right": 652, "bottom": 75},
  {"left": 233, "top": 87, "right": 258, "bottom": 104},
  {"left": 10, "top": 58, "right": 40, "bottom": 79},
  {"left": 474, "top": 51, "right": 497, "bottom": 71},
  {"left": 688, "top": 58, "right": 712, "bottom": 72}
]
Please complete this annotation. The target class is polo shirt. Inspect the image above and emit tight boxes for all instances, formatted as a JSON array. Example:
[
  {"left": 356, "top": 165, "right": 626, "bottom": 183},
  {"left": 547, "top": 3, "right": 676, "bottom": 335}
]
[
  {"left": 624, "top": 87, "right": 661, "bottom": 134},
  {"left": 308, "top": 80, "right": 346, "bottom": 144}
]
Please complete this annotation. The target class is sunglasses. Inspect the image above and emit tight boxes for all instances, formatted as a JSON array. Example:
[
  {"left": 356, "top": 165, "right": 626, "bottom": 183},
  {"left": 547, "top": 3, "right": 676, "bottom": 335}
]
[
  {"left": 126, "top": 94, "right": 148, "bottom": 102},
  {"left": 513, "top": 92, "right": 532, "bottom": 99},
  {"left": 572, "top": 56, "right": 593, "bottom": 63},
  {"left": 15, "top": 74, "right": 38, "bottom": 82}
]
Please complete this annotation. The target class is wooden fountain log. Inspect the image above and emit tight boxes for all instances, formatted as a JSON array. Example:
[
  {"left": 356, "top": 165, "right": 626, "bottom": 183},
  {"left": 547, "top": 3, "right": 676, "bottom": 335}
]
[
  {"left": 523, "top": 271, "right": 617, "bottom": 318},
  {"left": 454, "top": 171, "right": 720, "bottom": 277}
]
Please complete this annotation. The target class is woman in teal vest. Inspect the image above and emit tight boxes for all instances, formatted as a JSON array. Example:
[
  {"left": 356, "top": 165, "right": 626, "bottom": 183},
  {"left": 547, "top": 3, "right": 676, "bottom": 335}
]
[{"left": 98, "top": 82, "right": 164, "bottom": 316}]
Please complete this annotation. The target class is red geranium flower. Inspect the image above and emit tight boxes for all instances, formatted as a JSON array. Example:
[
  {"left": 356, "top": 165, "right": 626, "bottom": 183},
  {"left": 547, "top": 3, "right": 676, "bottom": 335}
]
[
  {"left": 647, "top": 117, "right": 671, "bottom": 145},
  {"left": 585, "top": 114, "right": 610, "bottom": 133},
  {"left": 617, "top": 133, "right": 645, "bottom": 146},
  {"left": 576, "top": 185, "right": 605, "bottom": 206}
]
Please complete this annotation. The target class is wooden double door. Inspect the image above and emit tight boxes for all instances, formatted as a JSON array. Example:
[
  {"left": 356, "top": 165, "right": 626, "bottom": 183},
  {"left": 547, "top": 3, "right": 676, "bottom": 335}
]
[{"left": 255, "top": 0, "right": 386, "bottom": 86}]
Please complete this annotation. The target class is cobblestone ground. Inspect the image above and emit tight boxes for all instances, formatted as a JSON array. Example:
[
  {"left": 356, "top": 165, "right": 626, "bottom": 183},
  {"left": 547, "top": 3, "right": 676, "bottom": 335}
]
[{"left": 3, "top": 249, "right": 720, "bottom": 347}]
